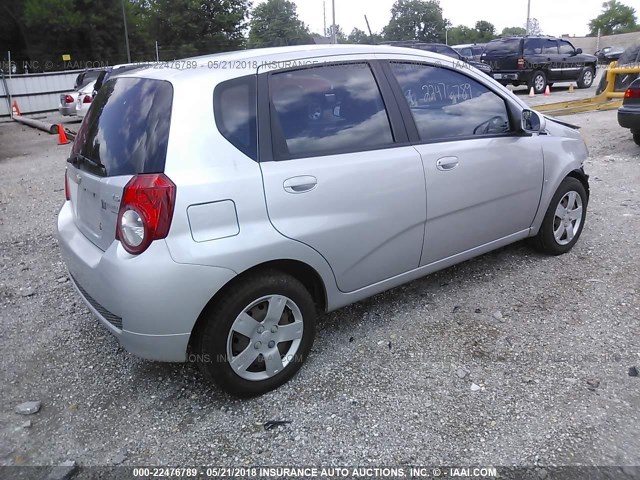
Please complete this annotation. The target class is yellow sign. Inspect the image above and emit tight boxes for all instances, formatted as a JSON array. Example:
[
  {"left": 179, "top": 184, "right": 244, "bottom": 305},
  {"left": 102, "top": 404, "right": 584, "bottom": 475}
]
[{"left": 62, "top": 54, "right": 71, "bottom": 61}]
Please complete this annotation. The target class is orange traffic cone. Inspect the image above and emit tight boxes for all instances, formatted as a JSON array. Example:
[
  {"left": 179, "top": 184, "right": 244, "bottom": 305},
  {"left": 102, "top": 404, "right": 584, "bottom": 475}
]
[
  {"left": 11, "top": 100, "right": 21, "bottom": 116},
  {"left": 568, "top": 84, "right": 575, "bottom": 93},
  {"left": 529, "top": 87, "right": 535, "bottom": 97},
  {"left": 57, "top": 124, "right": 70, "bottom": 145},
  {"left": 544, "top": 85, "right": 551, "bottom": 96}
]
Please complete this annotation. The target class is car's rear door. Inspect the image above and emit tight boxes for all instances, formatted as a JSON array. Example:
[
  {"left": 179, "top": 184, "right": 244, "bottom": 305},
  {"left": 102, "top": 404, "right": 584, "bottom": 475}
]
[
  {"left": 67, "top": 77, "right": 173, "bottom": 252},
  {"left": 481, "top": 38, "right": 521, "bottom": 74},
  {"left": 382, "top": 58, "right": 544, "bottom": 265},
  {"left": 258, "top": 58, "right": 427, "bottom": 293}
]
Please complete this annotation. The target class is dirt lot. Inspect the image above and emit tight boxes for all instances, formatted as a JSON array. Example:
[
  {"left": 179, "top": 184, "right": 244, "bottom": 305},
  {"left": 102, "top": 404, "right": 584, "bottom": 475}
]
[{"left": 1, "top": 82, "right": 639, "bottom": 472}]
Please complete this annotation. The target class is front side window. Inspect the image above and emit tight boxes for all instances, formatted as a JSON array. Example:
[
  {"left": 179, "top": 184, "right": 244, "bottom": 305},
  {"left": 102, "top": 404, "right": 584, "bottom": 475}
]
[
  {"left": 390, "top": 62, "right": 511, "bottom": 141},
  {"left": 269, "top": 63, "right": 394, "bottom": 159},
  {"left": 559, "top": 41, "right": 575, "bottom": 55}
]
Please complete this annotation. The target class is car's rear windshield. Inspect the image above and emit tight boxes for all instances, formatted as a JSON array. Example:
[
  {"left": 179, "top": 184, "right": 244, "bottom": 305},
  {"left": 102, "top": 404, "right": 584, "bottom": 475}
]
[
  {"left": 71, "top": 77, "right": 173, "bottom": 177},
  {"left": 484, "top": 38, "right": 521, "bottom": 54}
]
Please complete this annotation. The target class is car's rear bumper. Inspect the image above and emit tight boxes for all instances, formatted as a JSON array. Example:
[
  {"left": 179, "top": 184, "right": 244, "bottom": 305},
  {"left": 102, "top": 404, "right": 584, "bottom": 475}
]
[
  {"left": 618, "top": 106, "right": 640, "bottom": 131},
  {"left": 492, "top": 71, "right": 526, "bottom": 82},
  {"left": 57, "top": 201, "right": 237, "bottom": 362},
  {"left": 58, "top": 105, "right": 76, "bottom": 116}
]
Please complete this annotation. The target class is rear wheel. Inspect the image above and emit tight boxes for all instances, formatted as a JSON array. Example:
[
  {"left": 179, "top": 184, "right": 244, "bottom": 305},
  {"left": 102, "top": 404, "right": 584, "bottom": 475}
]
[
  {"left": 195, "top": 271, "right": 316, "bottom": 397},
  {"left": 577, "top": 67, "right": 595, "bottom": 89},
  {"left": 634, "top": 132, "right": 640, "bottom": 146},
  {"left": 529, "top": 70, "right": 547, "bottom": 94},
  {"left": 532, "top": 177, "right": 587, "bottom": 255}
]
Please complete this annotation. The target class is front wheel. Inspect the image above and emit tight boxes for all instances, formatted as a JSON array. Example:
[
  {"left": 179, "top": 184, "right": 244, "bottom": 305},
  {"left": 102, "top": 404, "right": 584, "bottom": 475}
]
[
  {"left": 633, "top": 132, "right": 640, "bottom": 146},
  {"left": 529, "top": 70, "right": 547, "bottom": 95},
  {"left": 577, "top": 67, "right": 595, "bottom": 89},
  {"left": 532, "top": 177, "right": 588, "bottom": 255},
  {"left": 195, "top": 271, "right": 317, "bottom": 397}
]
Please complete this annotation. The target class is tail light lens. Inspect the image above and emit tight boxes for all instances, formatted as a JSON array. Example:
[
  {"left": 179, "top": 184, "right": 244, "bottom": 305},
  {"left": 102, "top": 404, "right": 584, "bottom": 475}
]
[
  {"left": 65, "top": 95, "right": 74, "bottom": 104},
  {"left": 625, "top": 87, "right": 640, "bottom": 99},
  {"left": 82, "top": 95, "right": 92, "bottom": 104},
  {"left": 64, "top": 170, "right": 70, "bottom": 201},
  {"left": 116, "top": 174, "right": 176, "bottom": 255},
  {"left": 517, "top": 58, "right": 525, "bottom": 70}
]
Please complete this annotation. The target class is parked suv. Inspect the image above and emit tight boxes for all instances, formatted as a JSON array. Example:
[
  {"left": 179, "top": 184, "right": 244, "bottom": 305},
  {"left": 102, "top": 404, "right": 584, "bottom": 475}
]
[
  {"left": 384, "top": 41, "right": 492, "bottom": 75},
  {"left": 482, "top": 36, "right": 597, "bottom": 93},
  {"left": 58, "top": 45, "right": 590, "bottom": 397}
]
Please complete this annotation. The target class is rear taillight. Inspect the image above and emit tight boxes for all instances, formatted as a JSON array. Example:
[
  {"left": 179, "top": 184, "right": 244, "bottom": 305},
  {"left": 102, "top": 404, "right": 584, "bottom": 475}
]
[
  {"left": 625, "top": 87, "right": 640, "bottom": 99},
  {"left": 517, "top": 58, "right": 525, "bottom": 70},
  {"left": 65, "top": 95, "right": 74, "bottom": 104},
  {"left": 116, "top": 174, "right": 176, "bottom": 255},
  {"left": 64, "top": 170, "right": 70, "bottom": 201},
  {"left": 82, "top": 95, "right": 92, "bottom": 104}
]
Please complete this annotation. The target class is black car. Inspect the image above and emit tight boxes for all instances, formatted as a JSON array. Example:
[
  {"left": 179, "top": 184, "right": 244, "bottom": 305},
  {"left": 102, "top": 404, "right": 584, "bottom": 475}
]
[
  {"left": 481, "top": 36, "right": 597, "bottom": 94},
  {"left": 595, "top": 46, "right": 624, "bottom": 64},
  {"left": 618, "top": 78, "right": 640, "bottom": 146},
  {"left": 382, "top": 41, "right": 492, "bottom": 75}
]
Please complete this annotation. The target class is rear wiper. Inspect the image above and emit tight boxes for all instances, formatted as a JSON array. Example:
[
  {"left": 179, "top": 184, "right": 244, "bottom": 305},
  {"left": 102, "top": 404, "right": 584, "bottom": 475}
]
[{"left": 67, "top": 153, "right": 106, "bottom": 175}]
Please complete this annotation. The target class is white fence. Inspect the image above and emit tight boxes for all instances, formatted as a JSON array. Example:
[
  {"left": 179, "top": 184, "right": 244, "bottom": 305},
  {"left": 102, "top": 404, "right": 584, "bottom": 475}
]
[{"left": 1, "top": 70, "right": 82, "bottom": 120}]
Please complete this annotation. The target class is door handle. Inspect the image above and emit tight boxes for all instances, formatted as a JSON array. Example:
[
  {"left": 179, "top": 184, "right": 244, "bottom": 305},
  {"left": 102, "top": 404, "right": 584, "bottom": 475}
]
[
  {"left": 436, "top": 156, "right": 459, "bottom": 171},
  {"left": 283, "top": 175, "right": 317, "bottom": 194}
]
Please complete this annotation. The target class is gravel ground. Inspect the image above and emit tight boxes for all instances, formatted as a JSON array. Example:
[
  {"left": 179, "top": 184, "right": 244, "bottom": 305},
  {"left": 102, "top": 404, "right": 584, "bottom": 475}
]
[{"left": 1, "top": 84, "right": 639, "bottom": 471}]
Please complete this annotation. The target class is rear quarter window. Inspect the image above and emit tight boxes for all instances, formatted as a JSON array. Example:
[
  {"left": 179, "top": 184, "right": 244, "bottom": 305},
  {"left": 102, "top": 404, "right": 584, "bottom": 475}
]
[
  {"left": 485, "top": 39, "right": 521, "bottom": 55},
  {"left": 72, "top": 77, "right": 173, "bottom": 177},
  {"left": 213, "top": 75, "right": 258, "bottom": 161}
]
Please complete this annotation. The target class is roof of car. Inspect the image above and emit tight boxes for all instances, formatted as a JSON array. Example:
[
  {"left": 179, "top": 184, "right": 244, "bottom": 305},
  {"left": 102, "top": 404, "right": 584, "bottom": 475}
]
[{"left": 122, "top": 44, "right": 451, "bottom": 82}]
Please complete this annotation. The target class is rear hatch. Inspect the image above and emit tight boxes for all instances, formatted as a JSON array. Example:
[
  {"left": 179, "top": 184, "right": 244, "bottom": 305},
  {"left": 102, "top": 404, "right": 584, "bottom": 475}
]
[
  {"left": 67, "top": 76, "right": 173, "bottom": 251},
  {"left": 481, "top": 38, "right": 522, "bottom": 71}
]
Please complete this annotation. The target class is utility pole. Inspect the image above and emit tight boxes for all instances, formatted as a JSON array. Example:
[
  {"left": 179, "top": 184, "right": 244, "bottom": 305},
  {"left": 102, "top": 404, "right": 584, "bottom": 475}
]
[
  {"left": 121, "top": 0, "right": 131, "bottom": 63},
  {"left": 365, "top": 15, "right": 373, "bottom": 37},
  {"left": 526, "top": 0, "right": 531, "bottom": 35},
  {"left": 331, "top": 0, "right": 337, "bottom": 44},
  {"left": 324, "top": 1, "right": 327, "bottom": 38},
  {"left": 155, "top": 41, "right": 159, "bottom": 62}
]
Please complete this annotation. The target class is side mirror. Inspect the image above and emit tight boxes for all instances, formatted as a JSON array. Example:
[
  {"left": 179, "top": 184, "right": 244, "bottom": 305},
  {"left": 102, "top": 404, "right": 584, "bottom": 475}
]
[
  {"left": 521, "top": 109, "right": 546, "bottom": 133},
  {"left": 576, "top": 48, "right": 583, "bottom": 54}
]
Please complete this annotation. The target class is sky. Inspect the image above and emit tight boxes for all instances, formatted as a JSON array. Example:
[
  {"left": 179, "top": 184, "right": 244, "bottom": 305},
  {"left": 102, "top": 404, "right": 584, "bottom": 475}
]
[{"left": 255, "top": 0, "right": 613, "bottom": 38}]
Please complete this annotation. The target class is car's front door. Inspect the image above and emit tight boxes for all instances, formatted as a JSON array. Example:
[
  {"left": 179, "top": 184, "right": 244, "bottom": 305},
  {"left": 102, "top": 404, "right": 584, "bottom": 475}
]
[
  {"left": 559, "top": 40, "right": 582, "bottom": 80},
  {"left": 385, "top": 60, "right": 544, "bottom": 266},
  {"left": 258, "top": 61, "right": 427, "bottom": 293}
]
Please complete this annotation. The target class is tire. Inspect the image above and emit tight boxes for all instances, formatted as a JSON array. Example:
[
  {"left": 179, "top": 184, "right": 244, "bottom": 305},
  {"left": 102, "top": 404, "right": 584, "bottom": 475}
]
[
  {"left": 529, "top": 70, "right": 547, "bottom": 95},
  {"left": 195, "top": 271, "right": 317, "bottom": 397},
  {"left": 577, "top": 67, "right": 595, "bottom": 89},
  {"left": 532, "top": 177, "right": 588, "bottom": 255},
  {"left": 633, "top": 132, "right": 640, "bottom": 146}
]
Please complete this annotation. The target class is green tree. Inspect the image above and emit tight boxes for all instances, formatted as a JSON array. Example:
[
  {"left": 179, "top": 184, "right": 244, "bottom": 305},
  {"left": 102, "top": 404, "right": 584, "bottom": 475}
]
[
  {"left": 588, "top": 0, "right": 638, "bottom": 35},
  {"left": 527, "top": 18, "right": 543, "bottom": 35},
  {"left": 501, "top": 26, "right": 526, "bottom": 37},
  {"left": 347, "top": 27, "right": 369, "bottom": 44},
  {"left": 474, "top": 20, "right": 496, "bottom": 42},
  {"left": 326, "top": 24, "right": 347, "bottom": 43},
  {"left": 383, "top": 0, "right": 449, "bottom": 43},
  {"left": 248, "top": 0, "right": 313, "bottom": 48},
  {"left": 447, "top": 25, "right": 476, "bottom": 45},
  {"left": 147, "top": 0, "right": 250, "bottom": 58}
]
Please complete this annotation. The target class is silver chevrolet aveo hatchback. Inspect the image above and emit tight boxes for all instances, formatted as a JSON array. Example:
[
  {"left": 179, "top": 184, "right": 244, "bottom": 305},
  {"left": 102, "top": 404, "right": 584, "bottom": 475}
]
[{"left": 58, "top": 45, "right": 590, "bottom": 397}]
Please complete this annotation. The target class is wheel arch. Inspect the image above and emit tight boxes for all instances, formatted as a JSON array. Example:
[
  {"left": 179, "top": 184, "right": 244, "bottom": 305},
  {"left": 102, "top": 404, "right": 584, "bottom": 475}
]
[
  {"left": 188, "top": 259, "right": 327, "bottom": 351},
  {"left": 566, "top": 168, "right": 590, "bottom": 200}
]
